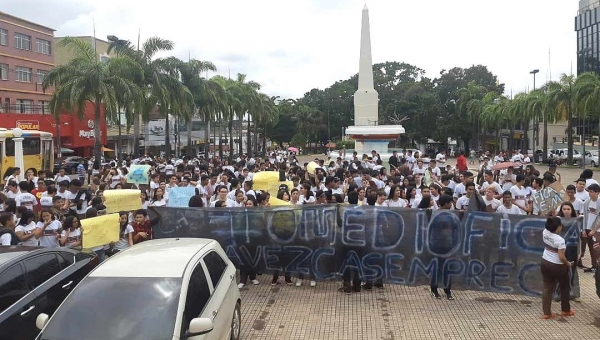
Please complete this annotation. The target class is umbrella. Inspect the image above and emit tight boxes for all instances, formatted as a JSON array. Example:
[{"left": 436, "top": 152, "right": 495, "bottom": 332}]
[
  {"left": 325, "top": 142, "right": 336, "bottom": 148},
  {"left": 491, "top": 162, "right": 519, "bottom": 171},
  {"left": 288, "top": 147, "right": 299, "bottom": 153},
  {"left": 101, "top": 146, "right": 114, "bottom": 152},
  {"left": 60, "top": 148, "right": 74, "bottom": 154}
]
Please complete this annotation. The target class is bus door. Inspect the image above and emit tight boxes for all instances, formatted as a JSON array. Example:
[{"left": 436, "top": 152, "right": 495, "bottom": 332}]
[
  {"left": 41, "top": 139, "right": 53, "bottom": 171},
  {"left": 0, "top": 140, "right": 3, "bottom": 182}
]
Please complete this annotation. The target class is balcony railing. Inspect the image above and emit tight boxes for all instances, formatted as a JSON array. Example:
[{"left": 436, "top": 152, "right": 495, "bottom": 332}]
[{"left": 0, "top": 104, "right": 51, "bottom": 115}]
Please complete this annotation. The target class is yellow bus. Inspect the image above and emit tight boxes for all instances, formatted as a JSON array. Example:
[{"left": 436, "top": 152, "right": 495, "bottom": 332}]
[{"left": 0, "top": 129, "right": 54, "bottom": 183}]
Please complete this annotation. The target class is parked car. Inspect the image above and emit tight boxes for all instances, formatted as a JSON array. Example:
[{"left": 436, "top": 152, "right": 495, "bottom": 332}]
[
  {"left": 0, "top": 246, "right": 98, "bottom": 340},
  {"left": 582, "top": 150, "right": 599, "bottom": 167},
  {"left": 53, "top": 156, "right": 87, "bottom": 174},
  {"left": 35, "top": 238, "right": 241, "bottom": 340}
]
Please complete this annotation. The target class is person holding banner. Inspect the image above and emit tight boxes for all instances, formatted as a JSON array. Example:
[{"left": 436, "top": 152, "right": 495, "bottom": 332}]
[
  {"left": 430, "top": 194, "right": 455, "bottom": 300},
  {"left": 60, "top": 216, "right": 82, "bottom": 250},
  {"left": 556, "top": 202, "right": 581, "bottom": 303},
  {"left": 541, "top": 216, "right": 574, "bottom": 319}
]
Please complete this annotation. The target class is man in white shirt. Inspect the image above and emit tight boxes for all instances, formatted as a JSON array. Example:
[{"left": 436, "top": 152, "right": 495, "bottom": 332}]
[
  {"left": 483, "top": 187, "right": 501, "bottom": 212},
  {"left": 499, "top": 167, "right": 516, "bottom": 191},
  {"left": 210, "top": 186, "right": 236, "bottom": 207},
  {"left": 479, "top": 170, "right": 502, "bottom": 199},
  {"left": 412, "top": 160, "right": 427, "bottom": 175},
  {"left": 405, "top": 150, "right": 416, "bottom": 171},
  {"left": 509, "top": 175, "right": 530, "bottom": 214},
  {"left": 562, "top": 185, "right": 584, "bottom": 215},
  {"left": 435, "top": 150, "right": 446, "bottom": 167},
  {"left": 581, "top": 183, "right": 600, "bottom": 272},
  {"left": 15, "top": 181, "right": 37, "bottom": 211},
  {"left": 54, "top": 168, "right": 70, "bottom": 183},
  {"left": 456, "top": 182, "right": 476, "bottom": 211},
  {"left": 574, "top": 178, "right": 590, "bottom": 202},
  {"left": 4, "top": 181, "right": 20, "bottom": 199},
  {"left": 496, "top": 191, "right": 523, "bottom": 215}
]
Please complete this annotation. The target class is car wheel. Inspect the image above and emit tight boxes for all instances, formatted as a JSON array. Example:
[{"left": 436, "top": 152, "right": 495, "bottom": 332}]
[
  {"left": 593, "top": 161, "right": 597, "bottom": 167},
  {"left": 230, "top": 302, "right": 241, "bottom": 340}
]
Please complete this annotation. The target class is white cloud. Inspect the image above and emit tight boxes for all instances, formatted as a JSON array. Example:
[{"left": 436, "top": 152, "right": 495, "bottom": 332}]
[{"left": 7, "top": 0, "right": 577, "bottom": 98}]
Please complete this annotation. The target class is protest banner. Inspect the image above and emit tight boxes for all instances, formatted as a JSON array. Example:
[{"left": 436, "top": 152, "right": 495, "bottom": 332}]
[
  {"left": 252, "top": 171, "right": 294, "bottom": 194},
  {"left": 81, "top": 213, "right": 120, "bottom": 248},
  {"left": 104, "top": 189, "right": 142, "bottom": 213},
  {"left": 150, "top": 205, "right": 582, "bottom": 297},
  {"left": 127, "top": 165, "right": 151, "bottom": 185},
  {"left": 167, "top": 187, "right": 196, "bottom": 207},
  {"left": 532, "top": 181, "right": 566, "bottom": 215}
]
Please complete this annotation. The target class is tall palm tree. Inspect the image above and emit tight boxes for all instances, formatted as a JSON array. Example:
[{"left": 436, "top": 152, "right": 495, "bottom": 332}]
[
  {"left": 525, "top": 90, "right": 550, "bottom": 162},
  {"left": 480, "top": 97, "right": 508, "bottom": 152},
  {"left": 575, "top": 72, "right": 600, "bottom": 157},
  {"left": 456, "top": 82, "right": 487, "bottom": 151},
  {"left": 43, "top": 37, "right": 142, "bottom": 168},
  {"left": 545, "top": 74, "right": 577, "bottom": 165}
]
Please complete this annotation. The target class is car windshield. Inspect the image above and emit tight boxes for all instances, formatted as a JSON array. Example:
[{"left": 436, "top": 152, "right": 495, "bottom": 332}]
[{"left": 40, "top": 277, "right": 182, "bottom": 340}]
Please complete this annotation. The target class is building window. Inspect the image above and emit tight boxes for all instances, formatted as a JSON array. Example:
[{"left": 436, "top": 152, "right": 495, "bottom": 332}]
[
  {"left": 14, "top": 33, "right": 31, "bottom": 50},
  {"left": 0, "top": 29, "right": 7, "bottom": 46},
  {"left": 39, "top": 100, "right": 49, "bottom": 114},
  {"left": 36, "top": 39, "right": 50, "bottom": 55},
  {"left": 0, "top": 64, "right": 7, "bottom": 80},
  {"left": 16, "top": 99, "right": 34, "bottom": 113},
  {"left": 37, "top": 69, "right": 48, "bottom": 84},
  {"left": 15, "top": 66, "right": 32, "bottom": 82}
]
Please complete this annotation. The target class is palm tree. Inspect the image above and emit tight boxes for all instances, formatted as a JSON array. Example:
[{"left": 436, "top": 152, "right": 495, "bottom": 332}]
[
  {"left": 480, "top": 97, "right": 507, "bottom": 153},
  {"left": 524, "top": 90, "right": 550, "bottom": 162},
  {"left": 575, "top": 72, "right": 600, "bottom": 157},
  {"left": 43, "top": 37, "right": 142, "bottom": 169},
  {"left": 258, "top": 95, "right": 279, "bottom": 154},
  {"left": 456, "top": 82, "right": 487, "bottom": 151},
  {"left": 545, "top": 74, "right": 577, "bottom": 165}
]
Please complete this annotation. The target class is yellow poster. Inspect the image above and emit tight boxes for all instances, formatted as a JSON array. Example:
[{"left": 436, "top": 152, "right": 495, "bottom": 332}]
[
  {"left": 82, "top": 213, "right": 120, "bottom": 249},
  {"left": 252, "top": 172, "right": 294, "bottom": 195},
  {"left": 269, "top": 197, "right": 291, "bottom": 206},
  {"left": 103, "top": 189, "right": 142, "bottom": 213}
]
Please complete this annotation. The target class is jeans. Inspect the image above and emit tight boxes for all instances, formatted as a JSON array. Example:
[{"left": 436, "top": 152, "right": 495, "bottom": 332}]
[
  {"left": 581, "top": 231, "right": 598, "bottom": 268},
  {"left": 94, "top": 248, "right": 106, "bottom": 263},
  {"left": 430, "top": 257, "right": 452, "bottom": 294},
  {"left": 239, "top": 269, "right": 256, "bottom": 284},
  {"left": 541, "top": 259, "right": 570, "bottom": 315},
  {"left": 555, "top": 264, "right": 580, "bottom": 299},
  {"left": 342, "top": 266, "right": 361, "bottom": 291}
]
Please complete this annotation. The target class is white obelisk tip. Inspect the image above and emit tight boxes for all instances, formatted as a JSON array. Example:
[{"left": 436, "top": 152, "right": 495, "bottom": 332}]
[{"left": 363, "top": 4, "right": 368, "bottom": 10}]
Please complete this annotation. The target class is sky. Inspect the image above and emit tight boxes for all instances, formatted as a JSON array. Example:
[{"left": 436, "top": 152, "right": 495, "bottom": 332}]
[{"left": 5, "top": 0, "right": 579, "bottom": 99}]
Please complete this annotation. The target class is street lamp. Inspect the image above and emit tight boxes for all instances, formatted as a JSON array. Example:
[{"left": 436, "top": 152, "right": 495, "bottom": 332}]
[{"left": 13, "top": 127, "right": 24, "bottom": 181}]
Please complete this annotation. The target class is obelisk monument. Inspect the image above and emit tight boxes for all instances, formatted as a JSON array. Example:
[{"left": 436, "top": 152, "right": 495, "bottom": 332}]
[
  {"left": 346, "top": 5, "right": 405, "bottom": 156},
  {"left": 353, "top": 5, "right": 379, "bottom": 126}
]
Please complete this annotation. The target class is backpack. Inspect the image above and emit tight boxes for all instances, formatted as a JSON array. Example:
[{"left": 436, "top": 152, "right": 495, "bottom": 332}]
[{"left": 0, "top": 228, "right": 19, "bottom": 245}]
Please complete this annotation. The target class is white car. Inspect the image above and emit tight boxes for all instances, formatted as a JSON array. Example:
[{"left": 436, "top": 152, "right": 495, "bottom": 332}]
[
  {"left": 582, "top": 150, "right": 599, "bottom": 167},
  {"left": 35, "top": 238, "right": 241, "bottom": 340}
]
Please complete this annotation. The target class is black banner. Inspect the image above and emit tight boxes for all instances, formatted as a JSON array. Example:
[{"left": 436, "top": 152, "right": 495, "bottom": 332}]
[{"left": 149, "top": 206, "right": 582, "bottom": 296}]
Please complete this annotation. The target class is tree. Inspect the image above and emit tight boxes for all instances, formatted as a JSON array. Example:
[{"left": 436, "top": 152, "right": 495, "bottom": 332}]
[
  {"left": 575, "top": 72, "right": 600, "bottom": 157},
  {"left": 43, "top": 37, "right": 142, "bottom": 168},
  {"left": 545, "top": 74, "right": 577, "bottom": 165},
  {"left": 524, "top": 90, "right": 550, "bottom": 161}
]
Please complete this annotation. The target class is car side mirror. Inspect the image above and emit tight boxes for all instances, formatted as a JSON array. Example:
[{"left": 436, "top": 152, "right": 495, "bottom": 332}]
[
  {"left": 186, "top": 317, "right": 214, "bottom": 338},
  {"left": 36, "top": 313, "right": 49, "bottom": 330}
]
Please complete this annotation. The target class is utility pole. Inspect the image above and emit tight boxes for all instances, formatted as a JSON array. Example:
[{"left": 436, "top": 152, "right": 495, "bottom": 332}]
[{"left": 530, "top": 69, "right": 539, "bottom": 160}]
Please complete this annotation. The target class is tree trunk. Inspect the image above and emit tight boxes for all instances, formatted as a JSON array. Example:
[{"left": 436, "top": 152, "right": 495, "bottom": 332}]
[
  {"left": 55, "top": 115, "right": 62, "bottom": 159},
  {"left": 204, "top": 116, "right": 210, "bottom": 159},
  {"left": 218, "top": 113, "right": 223, "bottom": 159},
  {"left": 239, "top": 114, "right": 243, "bottom": 156},
  {"left": 246, "top": 113, "right": 252, "bottom": 158},
  {"left": 186, "top": 114, "right": 193, "bottom": 157},
  {"left": 567, "top": 104, "right": 574, "bottom": 165},
  {"left": 94, "top": 99, "right": 102, "bottom": 170},
  {"left": 164, "top": 110, "right": 170, "bottom": 157},
  {"left": 523, "top": 122, "right": 529, "bottom": 153},
  {"left": 133, "top": 111, "right": 140, "bottom": 157},
  {"left": 262, "top": 123, "right": 267, "bottom": 156},
  {"left": 228, "top": 107, "right": 234, "bottom": 161},
  {"left": 543, "top": 117, "right": 549, "bottom": 163},
  {"left": 117, "top": 110, "right": 122, "bottom": 159}
]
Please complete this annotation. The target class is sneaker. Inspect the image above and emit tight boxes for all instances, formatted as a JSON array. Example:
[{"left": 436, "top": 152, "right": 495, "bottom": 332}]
[
  {"left": 583, "top": 268, "right": 596, "bottom": 273},
  {"left": 238, "top": 283, "right": 245, "bottom": 289},
  {"left": 310, "top": 281, "right": 316, "bottom": 287},
  {"left": 561, "top": 310, "right": 575, "bottom": 317},
  {"left": 270, "top": 279, "right": 278, "bottom": 286},
  {"left": 542, "top": 314, "right": 556, "bottom": 320},
  {"left": 446, "top": 293, "right": 455, "bottom": 300},
  {"left": 285, "top": 278, "right": 293, "bottom": 285},
  {"left": 295, "top": 279, "right": 302, "bottom": 287},
  {"left": 430, "top": 290, "right": 441, "bottom": 299},
  {"left": 363, "top": 283, "right": 373, "bottom": 291},
  {"left": 352, "top": 286, "right": 361, "bottom": 293},
  {"left": 374, "top": 284, "right": 384, "bottom": 289},
  {"left": 251, "top": 279, "right": 260, "bottom": 285},
  {"left": 338, "top": 287, "right": 352, "bottom": 295}
]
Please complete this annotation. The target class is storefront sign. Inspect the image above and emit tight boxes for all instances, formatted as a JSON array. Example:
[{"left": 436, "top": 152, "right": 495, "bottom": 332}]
[{"left": 16, "top": 120, "right": 40, "bottom": 130}]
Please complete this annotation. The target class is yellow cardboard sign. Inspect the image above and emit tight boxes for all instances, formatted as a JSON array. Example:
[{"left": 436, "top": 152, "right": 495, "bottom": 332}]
[
  {"left": 269, "top": 197, "right": 291, "bottom": 206},
  {"left": 252, "top": 172, "right": 293, "bottom": 195},
  {"left": 81, "top": 213, "right": 120, "bottom": 249},
  {"left": 103, "top": 189, "right": 142, "bottom": 213}
]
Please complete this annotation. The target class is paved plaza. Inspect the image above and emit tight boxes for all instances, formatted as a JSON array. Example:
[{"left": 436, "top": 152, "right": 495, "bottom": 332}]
[{"left": 239, "top": 263, "right": 599, "bottom": 339}]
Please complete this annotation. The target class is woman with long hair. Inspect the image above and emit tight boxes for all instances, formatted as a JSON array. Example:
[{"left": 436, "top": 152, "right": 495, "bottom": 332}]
[
  {"left": 15, "top": 210, "right": 37, "bottom": 246},
  {"left": 60, "top": 215, "right": 82, "bottom": 250},
  {"left": 540, "top": 216, "right": 574, "bottom": 319},
  {"left": 555, "top": 202, "right": 581, "bottom": 303},
  {"left": 150, "top": 188, "right": 167, "bottom": 207},
  {"left": 386, "top": 185, "right": 407, "bottom": 208},
  {"left": 405, "top": 186, "right": 417, "bottom": 207},
  {"left": 299, "top": 183, "right": 315, "bottom": 204},
  {"left": 109, "top": 211, "right": 134, "bottom": 254},
  {"left": 277, "top": 190, "right": 290, "bottom": 202}
]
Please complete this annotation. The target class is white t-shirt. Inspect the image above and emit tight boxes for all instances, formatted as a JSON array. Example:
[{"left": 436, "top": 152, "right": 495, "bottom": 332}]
[
  {"left": 5, "top": 190, "right": 20, "bottom": 199},
  {"left": 585, "top": 199, "right": 599, "bottom": 230},
  {"left": 412, "top": 166, "right": 426, "bottom": 175},
  {"left": 374, "top": 201, "right": 388, "bottom": 207},
  {"left": 456, "top": 196, "right": 470, "bottom": 210},
  {"left": 481, "top": 181, "right": 502, "bottom": 195},
  {"left": 386, "top": 198, "right": 407, "bottom": 208},
  {"left": 55, "top": 175, "right": 70, "bottom": 183},
  {"left": 435, "top": 153, "right": 446, "bottom": 164},
  {"left": 510, "top": 185, "right": 530, "bottom": 212},
  {"left": 575, "top": 190, "right": 590, "bottom": 202},
  {"left": 586, "top": 178, "right": 599, "bottom": 189},
  {"left": 165, "top": 164, "right": 175, "bottom": 175},
  {"left": 558, "top": 199, "right": 584, "bottom": 215},
  {"left": 151, "top": 198, "right": 167, "bottom": 207},
  {"left": 15, "top": 222, "right": 38, "bottom": 246},
  {"left": 483, "top": 197, "right": 502, "bottom": 211},
  {"left": 109, "top": 175, "right": 122, "bottom": 189},
  {"left": 497, "top": 204, "right": 523, "bottom": 215},
  {"left": 73, "top": 191, "right": 90, "bottom": 215},
  {"left": 61, "top": 228, "right": 82, "bottom": 249},
  {"left": 1, "top": 233, "right": 14, "bottom": 245},
  {"left": 210, "top": 199, "right": 236, "bottom": 207},
  {"left": 542, "top": 229, "right": 566, "bottom": 264},
  {"left": 40, "top": 196, "right": 53, "bottom": 208},
  {"left": 299, "top": 195, "right": 316, "bottom": 204},
  {"left": 15, "top": 192, "right": 38, "bottom": 211},
  {"left": 36, "top": 220, "right": 62, "bottom": 248},
  {"left": 114, "top": 225, "right": 134, "bottom": 250},
  {"left": 453, "top": 183, "right": 466, "bottom": 198}
]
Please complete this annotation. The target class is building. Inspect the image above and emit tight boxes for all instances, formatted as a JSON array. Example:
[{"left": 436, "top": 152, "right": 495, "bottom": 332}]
[
  {"left": 0, "top": 13, "right": 107, "bottom": 157},
  {"left": 0, "top": 11, "right": 54, "bottom": 114},
  {"left": 576, "top": 0, "right": 600, "bottom": 74},
  {"left": 54, "top": 36, "right": 114, "bottom": 66}
]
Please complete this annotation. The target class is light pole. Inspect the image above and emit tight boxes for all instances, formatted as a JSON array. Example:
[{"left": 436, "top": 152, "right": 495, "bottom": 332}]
[
  {"left": 13, "top": 128, "right": 24, "bottom": 181},
  {"left": 530, "top": 69, "right": 539, "bottom": 158}
]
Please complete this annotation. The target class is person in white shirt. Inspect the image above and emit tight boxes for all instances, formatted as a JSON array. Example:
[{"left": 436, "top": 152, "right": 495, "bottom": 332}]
[
  {"left": 561, "top": 185, "right": 584, "bottom": 215},
  {"left": 580, "top": 169, "right": 599, "bottom": 189},
  {"left": 574, "top": 178, "right": 590, "bottom": 202},
  {"left": 480, "top": 171, "right": 503, "bottom": 199},
  {"left": 540, "top": 216, "right": 573, "bottom": 319},
  {"left": 435, "top": 151, "right": 446, "bottom": 167},
  {"left": 482, "top": 188, "right": 501, "bottom": 212},
  {"left": 4, "top": 181, "right": 20, "bottom": 199},
  {"left": 374, "top": 191, "right": 388, "bottom": 207},
  {"left": 386, "top": 185, "right": 407, "bottom": 207},
  {"left": 509, "top": 175, "right": 530, "bottom": 214},
  {"left": 54, "top": 168, "right": 70, "bottom": 183},
  {"left": 412, "top": 160, "right": 427, "bottom": 175},
  {"left": 15, "top": 210, "right": 37, "bottom": 246},
  {"left": 210, "top": 185, "right": 236, "bottom": 207},
  {"left": 15, "top": 181, "right": 37, "bottom": 211},
  {"left": 499, "top": 167, "right": 516, "bottom": 191},
  {"left": 496, "top": 191, "right": 524, "bottom": 215},
  {"left": 0, "top": 214, "right": 17, "bottom": 245},
  {"left": 35, "top": 209, "right": 62, "bottom": 248},
  {"left": 455, "top": 182, "right": 475, "bottom": 211},
  {"left": 60, "top": 216, "right": 82, "bottom": 249}
]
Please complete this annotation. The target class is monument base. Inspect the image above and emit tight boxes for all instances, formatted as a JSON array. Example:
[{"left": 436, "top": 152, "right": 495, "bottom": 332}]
[{"left": 346, "top": 125, "right": 405, "bottom": 156}]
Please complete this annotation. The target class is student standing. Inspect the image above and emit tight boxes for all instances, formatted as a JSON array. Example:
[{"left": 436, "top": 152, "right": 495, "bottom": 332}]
[
  {"left": 540, "top": 217, "right": 575, "bottom": 319},
  {"left": 430, "top": 194, "right": 455, "bottom": 300}
]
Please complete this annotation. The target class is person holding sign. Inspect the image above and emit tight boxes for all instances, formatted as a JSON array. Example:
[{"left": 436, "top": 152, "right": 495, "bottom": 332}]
[
  {"left": 60, "top": 216, "right": 82, "bottom": 250},
  {"left": 540, "top": 217, "right": 574, "bottom": 319}
]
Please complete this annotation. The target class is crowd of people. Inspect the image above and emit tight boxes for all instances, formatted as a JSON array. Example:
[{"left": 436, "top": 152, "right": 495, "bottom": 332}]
[{"left": 0, "top": 147, "right": 598, "bottom": 318}]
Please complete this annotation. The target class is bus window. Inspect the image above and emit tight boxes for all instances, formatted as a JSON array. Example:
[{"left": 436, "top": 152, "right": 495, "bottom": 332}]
[
  {"left": 41, "top": 140, "right": 53, "bottom": 170},
  {"left": 0, "top": 141, "right": 3, "bottom": 179},
  {"left": 5, "top": 138, "right": 41, "bottom": 156}
]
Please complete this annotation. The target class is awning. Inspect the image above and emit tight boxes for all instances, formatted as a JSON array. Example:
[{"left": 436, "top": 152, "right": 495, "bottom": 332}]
[
  {"left": 60, "top": 148, "right": 74, "bottom": 154},
  {"left": 101, "top": 146, "right": 114, "bottom": 152}
]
